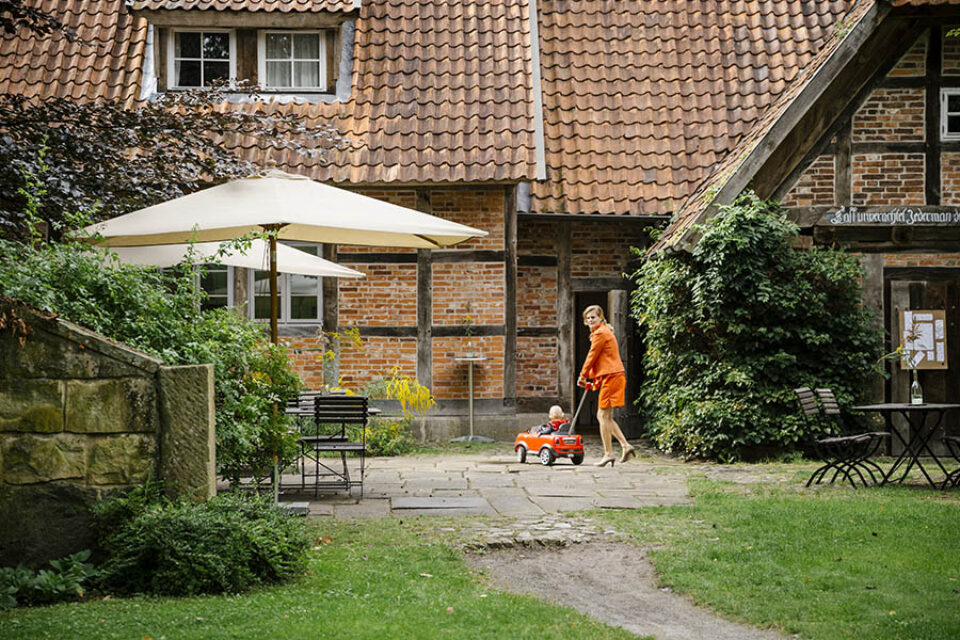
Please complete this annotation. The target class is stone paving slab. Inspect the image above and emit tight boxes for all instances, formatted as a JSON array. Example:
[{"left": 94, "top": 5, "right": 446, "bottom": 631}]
[
  {"left": 279, "top": 445, "right": 703, "bottom": 519},
  {"left": 393, "top": 496, "right": 490, "bottom": 510}
]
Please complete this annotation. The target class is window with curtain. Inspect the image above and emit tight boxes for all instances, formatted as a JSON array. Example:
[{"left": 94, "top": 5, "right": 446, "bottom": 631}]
[{"left": 259, "top": 31, "right": 326, "bottom": 90}]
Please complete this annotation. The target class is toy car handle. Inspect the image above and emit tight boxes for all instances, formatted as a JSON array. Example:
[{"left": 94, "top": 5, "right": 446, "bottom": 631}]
[{"left": 567, "top": 383, "right": 595, "bottom": 435}]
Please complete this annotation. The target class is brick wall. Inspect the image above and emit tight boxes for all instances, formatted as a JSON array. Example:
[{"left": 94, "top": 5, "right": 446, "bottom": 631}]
[
  {"left": 518, "top": 219, "right": 559, "bottom": 254},
  {"left": 852, "top": 88, "right": 925, "bottom": 143},
  {"left": 337, "top": 336, "right": 418, "bottom": 391},
  {"left": 432, "top": 189, "right": 505, "bottom": 251},
  {"left": 942, "top": 153, "right": 960, "bottom": 204},
  {"left": 516, "top": 336, "right": 558, "bottom": 397},
  {"left": 851, "top": 153, "right": 925, "bottom": 206},
  {"left": 571, "top": 221, "right": 648, "bottom": 278},
  {"left": 432, "top": 336, "right": 504, "bottom": 399},
  {"left": 337, "top": 263, "right": 417, "bottom": 326},
  {"left": 285, "top": 335, "right": 327, "bottom": 390},
  {"left": 517, "top": 266, "right": 558, "bottom": 328},
  {"left": 943, "top": 27, "right": 960, "bottom": 76},
  {"left": 781, "top": 154, "right": 836, "bottom": 207},
  {"left": 883, "top": 253, "right": 960, "bottom": 268},
  {"left": 889, "top": 32, "right": 926, "bottom": 77},
  {"left": 432, "top": 263, "right": 505, "bottom": 326}
]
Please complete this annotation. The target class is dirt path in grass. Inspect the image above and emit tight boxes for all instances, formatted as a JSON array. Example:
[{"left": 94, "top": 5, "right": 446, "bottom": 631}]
[{"left": 468, "top": 542, "right": 789, "bottom": 640}]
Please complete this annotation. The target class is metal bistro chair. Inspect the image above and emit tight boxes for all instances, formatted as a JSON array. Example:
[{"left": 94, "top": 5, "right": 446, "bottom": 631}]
[
  {"left": 943, "top": 436, "right": 960, "bottom": 489},
  {"left": 795, "top": 387, "right": 887, "bottom": 488}
]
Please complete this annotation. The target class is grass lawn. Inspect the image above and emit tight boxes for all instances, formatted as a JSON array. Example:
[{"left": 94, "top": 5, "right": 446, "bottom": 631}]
[
  {"left": 0, "top": 518, "right": 637, "bottom": 640},
  {"left": 600, "top": 480, "right": 960, "bottom": 640}
]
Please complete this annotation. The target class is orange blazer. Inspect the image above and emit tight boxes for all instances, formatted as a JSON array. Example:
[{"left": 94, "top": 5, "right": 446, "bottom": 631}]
[{"left": 579, "top": 323, "right": 625, "bottom": 380}]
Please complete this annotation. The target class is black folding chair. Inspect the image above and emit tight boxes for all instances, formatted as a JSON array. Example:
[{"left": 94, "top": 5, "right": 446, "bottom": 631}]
[
  {"left": 942, "top": 436, "right": 960, "bottom": 489},
  {"left": 795, "top": 387, "right": 887, "bottom": 488}
]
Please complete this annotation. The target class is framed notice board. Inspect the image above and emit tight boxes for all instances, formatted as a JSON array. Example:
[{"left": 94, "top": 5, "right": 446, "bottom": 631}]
[{"left": 900, "top": 309, "right": 948, "bottom": 370}]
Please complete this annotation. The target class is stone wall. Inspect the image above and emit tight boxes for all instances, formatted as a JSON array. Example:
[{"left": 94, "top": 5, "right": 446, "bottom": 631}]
[{"left": 0, "top": 300, "right": 215, "bottom": 567}]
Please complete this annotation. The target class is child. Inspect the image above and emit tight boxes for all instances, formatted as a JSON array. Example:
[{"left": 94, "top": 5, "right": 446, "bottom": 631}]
[{"left": 536, "top": 405, "right": 569, "bottom": 435}]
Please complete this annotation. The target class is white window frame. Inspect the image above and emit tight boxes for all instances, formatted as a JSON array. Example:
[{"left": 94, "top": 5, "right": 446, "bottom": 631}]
[
  {"left": 257, "top": 30, "right": 328, "bottom": 92},
  {"left": 248, "top": 243, "right": 324, "bottom": 324},
  {"left": 941, "top": 88, "right": 960, "bottom": 141},
  {"left": 166, "top": 28, "right": 237, "bottom": 90}
]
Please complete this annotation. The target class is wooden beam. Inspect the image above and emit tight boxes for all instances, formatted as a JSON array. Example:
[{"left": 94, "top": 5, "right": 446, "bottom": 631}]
[
  {"left": 836, "top": 120, "right": 852, "bottom": 205},
  {"left": 504, "top": 186, "right": 518, "bottom": 407},
  {"left": 133, "top": 9, "right": 348, "bottom": 28},
  {"left": 571, "top": 276, "right": 631, "bottom": 292},
  {"left": 517, "top": 326, "right": 558, "bottom": 337},
  {"left": 926, "top": 26, "right": 942, "bottom": 205},
  {"left": 518, "top": 255, "right": 558, "bottom": 267},
  {"left": 851, "top": 141, "right": 926, "bottom": 154},
  {"left": 433, "top": 250, "right": 505, "bottom": 263},
  {"left": 557, "top": 221, "right": 574, "bottom": 411},
  {"left": 416, "top": 190, "right": 433, "bottom": 391}
]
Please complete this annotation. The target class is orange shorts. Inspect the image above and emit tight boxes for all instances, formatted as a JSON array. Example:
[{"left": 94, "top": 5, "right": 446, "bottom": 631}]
[{"left": 597, "top": 372, "right": 626, "bottom": 409}]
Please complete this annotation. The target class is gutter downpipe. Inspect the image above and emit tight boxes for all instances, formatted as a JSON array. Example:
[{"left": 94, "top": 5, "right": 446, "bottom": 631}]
[{"left": 527, "top": 0, "right": 547, "bottom": 181}]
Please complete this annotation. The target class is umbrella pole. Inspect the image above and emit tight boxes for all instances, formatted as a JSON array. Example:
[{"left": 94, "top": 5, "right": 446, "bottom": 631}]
[{"left": 269, "top": 232, "right": 279, "bottom": 344}]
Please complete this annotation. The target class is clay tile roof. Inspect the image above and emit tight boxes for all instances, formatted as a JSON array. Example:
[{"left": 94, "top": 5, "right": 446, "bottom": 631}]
[
  {"left": 271, "top": 0, "right": 537, "bottom": 184},
  {"left": 128, "top": 0, "right": 356, "bottom": 12},
  {"left": 528, "top": 0, "right": 857, "bottom": 216},
  {"left": 0, "top": 0, "right": 147, "bottom": 107},
  {"left": 1, "top": 0, "right": 537, "bottom": 185},
  {"left": 648, "top": 0, "right": 879, "bottom": 254}
]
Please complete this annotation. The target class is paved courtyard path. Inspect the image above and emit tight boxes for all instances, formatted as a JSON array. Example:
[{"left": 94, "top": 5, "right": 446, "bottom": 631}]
[{"left": 275, "top": 440, "right": 799, "bottom": 639}]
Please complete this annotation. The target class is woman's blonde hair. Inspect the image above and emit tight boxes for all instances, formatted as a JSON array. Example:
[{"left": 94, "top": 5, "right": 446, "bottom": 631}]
[{"left": 582, "top": 305, "right": 614, "bottom": 332}]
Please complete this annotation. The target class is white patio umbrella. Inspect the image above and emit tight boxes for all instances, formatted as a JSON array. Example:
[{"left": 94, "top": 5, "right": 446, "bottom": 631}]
[
  {"left": 82, "top": 169, "right": 487, "bottom": 342},
  {"left": 106, "top": 238, "right": 364, "bottom": 279}
]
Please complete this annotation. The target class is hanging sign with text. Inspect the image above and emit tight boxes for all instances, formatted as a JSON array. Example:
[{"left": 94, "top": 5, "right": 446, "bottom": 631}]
[
  {"left": 900, "top": 309, "right": 948, "bottom": 370},
  {"left": 825, "top": 206, "right": 960, "bottom": 226}
]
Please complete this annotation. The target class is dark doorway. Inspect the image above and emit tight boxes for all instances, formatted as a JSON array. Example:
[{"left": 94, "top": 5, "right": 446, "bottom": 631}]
[
  {"left": 573, "top": 291, "right": 607, "bottom": 433},
  {"left": 883, "top": 269, "right": 960, "bottom": 453}
]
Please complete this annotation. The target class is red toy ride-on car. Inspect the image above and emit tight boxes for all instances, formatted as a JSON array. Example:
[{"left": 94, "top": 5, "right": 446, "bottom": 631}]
[{"left": 514, "top": 427, "right": 584, "bottom": 466}]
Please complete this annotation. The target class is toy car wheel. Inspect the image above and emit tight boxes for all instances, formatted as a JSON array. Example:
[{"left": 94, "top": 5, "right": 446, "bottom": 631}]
[
  {"left": 539, "top": 447, "right": 555, "bottom": 466},
  {"left": 516, "top": 445, "right": 527, "bottom": 463},
  {"left": 571, "top": 453, "right": 584, "bottom": 465}
]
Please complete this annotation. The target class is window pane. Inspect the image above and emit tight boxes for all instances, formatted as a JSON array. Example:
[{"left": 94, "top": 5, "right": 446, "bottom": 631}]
[
  {"left": 176, "top": 60, "right": 202, "bottom": 87},
  {"left": 950, "top": 115, "right": 960, "bottom": 134},
  {"left": 290, "top": 295, "right": 318, "bottom": 320},
  {"left": 294, "top": 61, "right": 320, "bottom": 87},
  {"left": 253, "top": 271, "right": 274, "bottom": 320},
  {"left": 266, "top": 60, "right": 291, "bottom": 87},
  {"left": 266, "top": 33, "right": 291, "bottom": 59},
  {"left": 176, "top": 32, "right": 201, "bottom": 58},
  {"left": 294, "top": 33, "right": 320, "bottom": 59},
  {"left": 200, "top": 269, "right": 227, "bottom": 298},
  {"left": 204, "top": 61, "right": 230, "bottom": 84},
  {"left": 290, "top": 244, "right": 319, "bottom": 256},
  {"left": 949, "top": 94, "right": 960, "bottom": 113},
  {"left": 203, "top": 32, "right": 230, "bottom": 60}
]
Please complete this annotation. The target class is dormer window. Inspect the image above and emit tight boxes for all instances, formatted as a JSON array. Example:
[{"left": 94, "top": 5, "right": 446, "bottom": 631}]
[
  {"left": 259, "top": 31, "right": 327, "bottom": 91},
  {"left": 167, "top": 29, "right": 236, "bottom": 89}
]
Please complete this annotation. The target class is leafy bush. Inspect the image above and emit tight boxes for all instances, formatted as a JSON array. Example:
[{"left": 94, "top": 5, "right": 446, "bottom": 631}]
[
  {"left": 630, "top": 192, "right": 883, "bottom": 461},
  {"left": 0, "top": 550, "right": 99, "bottom": 609},
  {"left": 0, "top": 237, "right": 300, "bottom": 482},
  {"left": 358, "top": 367, "right": 437, "bottom": 454},
  {"left": 95, "top": 492, "right": 311, "bottom": 596}
]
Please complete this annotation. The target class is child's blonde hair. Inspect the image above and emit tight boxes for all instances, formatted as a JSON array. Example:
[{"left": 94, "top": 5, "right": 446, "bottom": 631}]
[{"left": 548, "top": 405, "right": 564, "bottom": 420}]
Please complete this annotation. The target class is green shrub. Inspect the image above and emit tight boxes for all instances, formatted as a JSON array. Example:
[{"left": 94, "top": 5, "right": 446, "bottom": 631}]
[
  {"left": 359, "top": 417, "right": 413, "bottom": 456},
  {"left": 95, "top": 493, "right": 310, "bottom": 596},
  {"left": 0, "top": 237, "right": 300, "bottom": 482},
  {"left": 0, "top": 550, "right": 99, "bottom": 609},
  {"left": 630, "top": 192, "right": 883, "bottom": 461},
  {"left": 358, "top": 367, "right": 437, "bottom": 454}
]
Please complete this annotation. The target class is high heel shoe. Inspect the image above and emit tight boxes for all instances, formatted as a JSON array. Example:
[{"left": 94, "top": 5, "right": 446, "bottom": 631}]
[
  {"left": 618, "top": 445, "right": 636, "bottom": 464},
  {"left": 594, "top": 455, "right": 616, "bottom": 467}
]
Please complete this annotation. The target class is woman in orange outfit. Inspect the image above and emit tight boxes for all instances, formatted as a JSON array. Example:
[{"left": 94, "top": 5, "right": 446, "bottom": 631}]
[{"left": 578, "top": 305, "right": 635, "bottom": 466}]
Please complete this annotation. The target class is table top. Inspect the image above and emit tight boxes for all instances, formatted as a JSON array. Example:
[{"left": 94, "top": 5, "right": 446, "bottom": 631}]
[
  {"left": 455, "top": 355, "right": 490, "bottom": 363},
  {"left": 853, "top": 403, "right": 960, "bottom": 411}
]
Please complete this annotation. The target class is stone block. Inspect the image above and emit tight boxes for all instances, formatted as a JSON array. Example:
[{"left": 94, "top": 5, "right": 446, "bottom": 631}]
[
  {"left": 65, "top": 378, "right": 158, "bottom": 434},
  {"left": 87, "top": 434, "right": 157, "bottom": 485},
  {"left": 0, "top": 380, "right": 63, "bottom": 432},
  {"left": 0, "top": 483, "right": 103, "bottom": 568},
  {"left": 1, "top": 433, "right": 86, "bottom": 484},
  {"left": 158, "top": 364, "right": 215, "bottom": 500}
]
